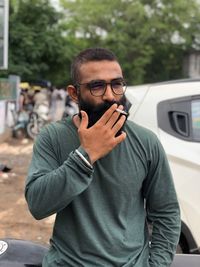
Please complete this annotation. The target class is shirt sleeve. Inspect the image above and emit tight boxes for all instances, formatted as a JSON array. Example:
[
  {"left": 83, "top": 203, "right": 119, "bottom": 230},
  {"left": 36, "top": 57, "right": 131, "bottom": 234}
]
[
  {"left": 25, "top": 127, "right": 94, "bottom": 220},
  {"left": 142, "top": 136, "right": 181, "bottom": 267}
]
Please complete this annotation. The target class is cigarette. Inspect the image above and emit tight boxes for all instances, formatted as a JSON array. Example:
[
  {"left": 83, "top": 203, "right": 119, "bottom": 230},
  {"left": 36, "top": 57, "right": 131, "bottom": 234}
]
[{"left": 116, "top": 108, "right": 128, "bottom": 116}]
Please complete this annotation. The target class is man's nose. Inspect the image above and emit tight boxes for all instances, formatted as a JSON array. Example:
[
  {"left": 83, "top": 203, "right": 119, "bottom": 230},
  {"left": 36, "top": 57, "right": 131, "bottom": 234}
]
[{"left": 102, "top": 84, "right": 115, "bottom": 101}]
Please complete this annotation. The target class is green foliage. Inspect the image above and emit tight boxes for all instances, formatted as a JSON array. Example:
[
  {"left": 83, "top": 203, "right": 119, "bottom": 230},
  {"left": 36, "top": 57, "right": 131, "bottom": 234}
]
[
  {"left": 2, "top": 0, "right": 200, "bottom": 86},
  {"left": 60, "top": 0, "right": 200, "bottom": 84},
  {"left": 6, "top": 0, "right": 71, "bottom": 86}
]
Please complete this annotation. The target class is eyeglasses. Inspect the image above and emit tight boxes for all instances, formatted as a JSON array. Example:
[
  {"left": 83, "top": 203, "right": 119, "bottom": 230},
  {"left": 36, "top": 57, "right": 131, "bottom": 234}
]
[{"left": 75, "top": 78, "right": 127, "bottom": 97}]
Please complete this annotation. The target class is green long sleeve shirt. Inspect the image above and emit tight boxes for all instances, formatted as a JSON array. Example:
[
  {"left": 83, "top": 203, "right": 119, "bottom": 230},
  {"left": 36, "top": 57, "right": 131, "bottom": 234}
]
[{"left": 25, "top": 117, "right": 181, "bottom": 267}]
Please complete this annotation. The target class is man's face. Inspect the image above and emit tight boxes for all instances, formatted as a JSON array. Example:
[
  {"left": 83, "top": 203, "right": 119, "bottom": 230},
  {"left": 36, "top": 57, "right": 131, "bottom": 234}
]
[{"left": 77, "top": 60, "right": 129, "bottom": 128}]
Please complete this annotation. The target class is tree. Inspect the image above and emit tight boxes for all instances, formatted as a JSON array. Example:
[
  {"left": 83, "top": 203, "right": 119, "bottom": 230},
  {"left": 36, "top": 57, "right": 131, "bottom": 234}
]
[
  {"left": 5, "top": 0, "right": 71, "bottom": 86},
  {"left": 142, "top": 0, "right": 200, "bottom": 82},
  {"left": 60, "top": 0, "right": 200, "bottom": 84},
  {"left": 3, "top": 0, "right": 200, "bottom": 86}
]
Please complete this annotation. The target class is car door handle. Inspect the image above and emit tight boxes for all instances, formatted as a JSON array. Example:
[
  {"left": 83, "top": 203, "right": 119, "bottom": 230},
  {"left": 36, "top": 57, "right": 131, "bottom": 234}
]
[{"left": 172, "top": 111, "right": 189, "bottom": 137}]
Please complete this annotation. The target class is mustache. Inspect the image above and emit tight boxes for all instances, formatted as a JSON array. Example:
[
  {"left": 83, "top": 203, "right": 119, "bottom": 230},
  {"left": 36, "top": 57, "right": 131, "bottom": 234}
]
[
  {"left": 78, "top": 96, "right": 129, "bottom": 129},
  {"left": 79, "top": 96, "right": 127, "bottom": 115},
  {"left": 88, "top": 100, "right": 120, "bottom": 114}
]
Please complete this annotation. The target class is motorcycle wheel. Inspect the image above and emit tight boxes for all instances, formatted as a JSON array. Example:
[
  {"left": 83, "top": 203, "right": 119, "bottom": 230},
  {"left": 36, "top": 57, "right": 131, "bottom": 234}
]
[
  {"left": 26, "top": 122, "right": 39, "bottom": 139},
  {"left": 27, "top": 118, "right": 45, "bottom": 139},
  {"left": 12, "top": 128, "right": 27, "bottom": 139}
]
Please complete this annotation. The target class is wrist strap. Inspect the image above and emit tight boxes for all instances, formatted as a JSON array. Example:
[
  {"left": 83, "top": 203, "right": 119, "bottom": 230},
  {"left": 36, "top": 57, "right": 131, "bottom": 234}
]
[{"left": 75, "top": 149, "right": 93, "bottom": 169}]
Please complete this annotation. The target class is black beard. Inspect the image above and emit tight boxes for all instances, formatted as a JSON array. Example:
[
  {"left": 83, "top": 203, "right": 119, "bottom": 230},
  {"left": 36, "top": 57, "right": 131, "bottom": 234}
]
[{"left": 78, "top": 95, "right": 130, "bottom": 135}]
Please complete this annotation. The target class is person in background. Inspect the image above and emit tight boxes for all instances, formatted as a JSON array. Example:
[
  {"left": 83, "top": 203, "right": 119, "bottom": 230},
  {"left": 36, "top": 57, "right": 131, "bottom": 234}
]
[
  {"left": 19, "top": 88, "right": 33, "bottom": 112},
  {"left": 62, "top": 91, "right": 79, "bottom": 119},
  {"left": 49, "top": 87, "right": 66, "bottom": 121},
  {"left": 33, "top": 88, "right": 50, "bottom": 108},
  {"left": 25, "top": 47, "right": 181, "bottom": 267}
]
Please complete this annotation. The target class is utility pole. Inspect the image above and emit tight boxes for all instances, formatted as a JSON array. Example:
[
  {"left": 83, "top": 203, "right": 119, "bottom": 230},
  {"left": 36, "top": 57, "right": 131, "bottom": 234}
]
[{"left": 0, "top": 0, "right": 9, "bottom": 70}]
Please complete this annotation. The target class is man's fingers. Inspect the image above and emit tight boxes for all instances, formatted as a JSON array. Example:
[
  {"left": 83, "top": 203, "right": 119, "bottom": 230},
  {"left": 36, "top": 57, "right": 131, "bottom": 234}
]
[
  {"left": 106, "top": 105, "right": 124, "bottom": 128},
  {"left": 98, "top": 103, "right": 118, "bottom": 125},
  {"left": 115, "top": 131, "right": 127, "bottom": 143},
  {"left": 112, "top": 115, "right": 126, "bottom": 134},
  {"left": 79, "top": 111, "right": 89, "bottom": 130}
]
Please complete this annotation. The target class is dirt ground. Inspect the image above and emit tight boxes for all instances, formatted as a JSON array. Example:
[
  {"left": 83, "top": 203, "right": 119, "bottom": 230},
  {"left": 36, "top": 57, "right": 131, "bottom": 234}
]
[{"left": 0, "top": 136, "right": 54, "bottom": 246}]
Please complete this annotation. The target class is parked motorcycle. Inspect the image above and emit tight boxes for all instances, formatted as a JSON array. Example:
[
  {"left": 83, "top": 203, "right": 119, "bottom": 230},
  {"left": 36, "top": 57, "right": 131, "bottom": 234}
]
[
  {"left": 12, "top": 110, "right": 30, "bottom": 139},
  {"left": 26, "top": 112, "right": 45, "bottom": 139},
  {"left": 26, "top": 103, "right": 49, "bottom": 139},
  {"left": 11, "top": 103, "right": 49, "bottom": 140}
]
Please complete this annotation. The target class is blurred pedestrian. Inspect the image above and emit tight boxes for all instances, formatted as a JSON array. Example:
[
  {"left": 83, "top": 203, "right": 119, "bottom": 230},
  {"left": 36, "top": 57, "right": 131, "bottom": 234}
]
[
  {"left": 62, "top": 92, "right": 78, "bottom": 119},
  {"left": 50, "top": 87, "right": 66, "bottom": 121}
]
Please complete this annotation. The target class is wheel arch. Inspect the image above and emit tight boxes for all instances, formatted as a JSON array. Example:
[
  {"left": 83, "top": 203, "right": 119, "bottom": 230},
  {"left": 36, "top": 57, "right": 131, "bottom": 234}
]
[{"left": 180, "top": 220, "right": 200, "bottom": 254}]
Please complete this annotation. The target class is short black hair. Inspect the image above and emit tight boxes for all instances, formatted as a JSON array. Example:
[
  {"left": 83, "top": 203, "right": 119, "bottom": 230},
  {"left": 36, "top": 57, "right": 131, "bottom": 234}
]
[{"left": 71, "top": 47, "right": 119, "bottom": 85}]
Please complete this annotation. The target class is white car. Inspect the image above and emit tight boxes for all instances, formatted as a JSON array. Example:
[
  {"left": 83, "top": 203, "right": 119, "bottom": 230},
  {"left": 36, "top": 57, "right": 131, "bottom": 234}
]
[{"left": 126, "top": 79, "right": 200, "bottom": 254}]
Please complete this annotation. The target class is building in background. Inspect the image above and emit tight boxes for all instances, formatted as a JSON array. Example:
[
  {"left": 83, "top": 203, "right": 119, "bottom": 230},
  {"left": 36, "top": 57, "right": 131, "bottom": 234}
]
[
  {"left": 183, "top": 51, "right": 200, "bottom": 78},
  {"left": 0, "top": 75, "right": 20, "bottom": 142}
]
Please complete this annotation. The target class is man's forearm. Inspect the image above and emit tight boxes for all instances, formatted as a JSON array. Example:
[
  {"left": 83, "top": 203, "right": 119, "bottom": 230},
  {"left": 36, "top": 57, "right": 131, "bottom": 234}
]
[
  {"left": 25, "top": 151, "right": 94, "bottom": 220},
  {"left": 148, "top": 208, "right": 181, "bottom": 267}
]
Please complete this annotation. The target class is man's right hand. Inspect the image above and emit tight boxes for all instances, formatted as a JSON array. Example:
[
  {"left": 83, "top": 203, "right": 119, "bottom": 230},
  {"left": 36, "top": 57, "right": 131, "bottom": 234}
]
[{"left": 78, "top": 103, "right": 127, "bottom": 164}]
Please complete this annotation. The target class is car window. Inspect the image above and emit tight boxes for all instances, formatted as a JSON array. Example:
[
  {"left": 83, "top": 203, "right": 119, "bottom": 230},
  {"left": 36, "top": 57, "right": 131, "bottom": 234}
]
[{"left": 192, "top": 100, "right": 200, "bottom": 140}]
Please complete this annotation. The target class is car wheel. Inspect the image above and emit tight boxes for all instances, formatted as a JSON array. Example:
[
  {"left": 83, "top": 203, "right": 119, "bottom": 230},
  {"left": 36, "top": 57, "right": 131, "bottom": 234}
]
[{"left": 176, "top": 234, "right": 189, "bottom": 254}]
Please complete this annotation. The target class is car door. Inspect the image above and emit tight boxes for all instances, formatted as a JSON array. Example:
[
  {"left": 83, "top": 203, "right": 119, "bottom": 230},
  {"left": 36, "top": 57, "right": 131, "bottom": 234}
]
[{"left": 126, "top": 81, "right": 200, "bottom": 253}]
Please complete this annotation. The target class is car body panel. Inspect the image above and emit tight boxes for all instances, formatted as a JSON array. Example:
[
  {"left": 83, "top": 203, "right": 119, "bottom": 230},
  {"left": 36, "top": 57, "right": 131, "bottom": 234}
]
[
  {"left": 171, "top": 254, "right": 200, "bottom": 267},
  {"left": 126, "top": 79, "right": 200, "bottom": 253}
]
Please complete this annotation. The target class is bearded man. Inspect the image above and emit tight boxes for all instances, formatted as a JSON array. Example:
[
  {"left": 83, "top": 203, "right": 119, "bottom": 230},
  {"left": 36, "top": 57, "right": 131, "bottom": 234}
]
[{"left": 25, "top": 47, "right": 181, "bottom": 267}]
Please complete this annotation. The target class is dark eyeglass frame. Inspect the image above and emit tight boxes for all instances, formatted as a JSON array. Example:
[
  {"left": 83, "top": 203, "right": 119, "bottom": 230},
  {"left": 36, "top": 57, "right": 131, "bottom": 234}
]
[{"left": 75, "top": 78, "right": 127, "bottom": 97}]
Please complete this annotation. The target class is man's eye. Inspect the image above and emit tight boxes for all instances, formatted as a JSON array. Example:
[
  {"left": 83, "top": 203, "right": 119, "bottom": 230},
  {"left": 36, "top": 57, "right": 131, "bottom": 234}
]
[
  {"left": 90, "top": 82, "right": 104, "bottom": 89},
  {"left": 112, "top": 81, "right": 124, "bottom": 87}
]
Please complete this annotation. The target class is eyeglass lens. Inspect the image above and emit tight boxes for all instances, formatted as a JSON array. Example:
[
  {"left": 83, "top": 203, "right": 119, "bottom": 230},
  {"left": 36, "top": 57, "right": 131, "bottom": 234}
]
[{"left": 89, "top": 79, "right": 126, "bottom": 96}]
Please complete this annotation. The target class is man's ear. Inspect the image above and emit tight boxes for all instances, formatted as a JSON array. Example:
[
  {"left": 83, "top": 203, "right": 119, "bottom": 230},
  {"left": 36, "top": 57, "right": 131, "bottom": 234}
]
[{"left": 67, "top": 85, "right": 78, "bottom": 103}]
